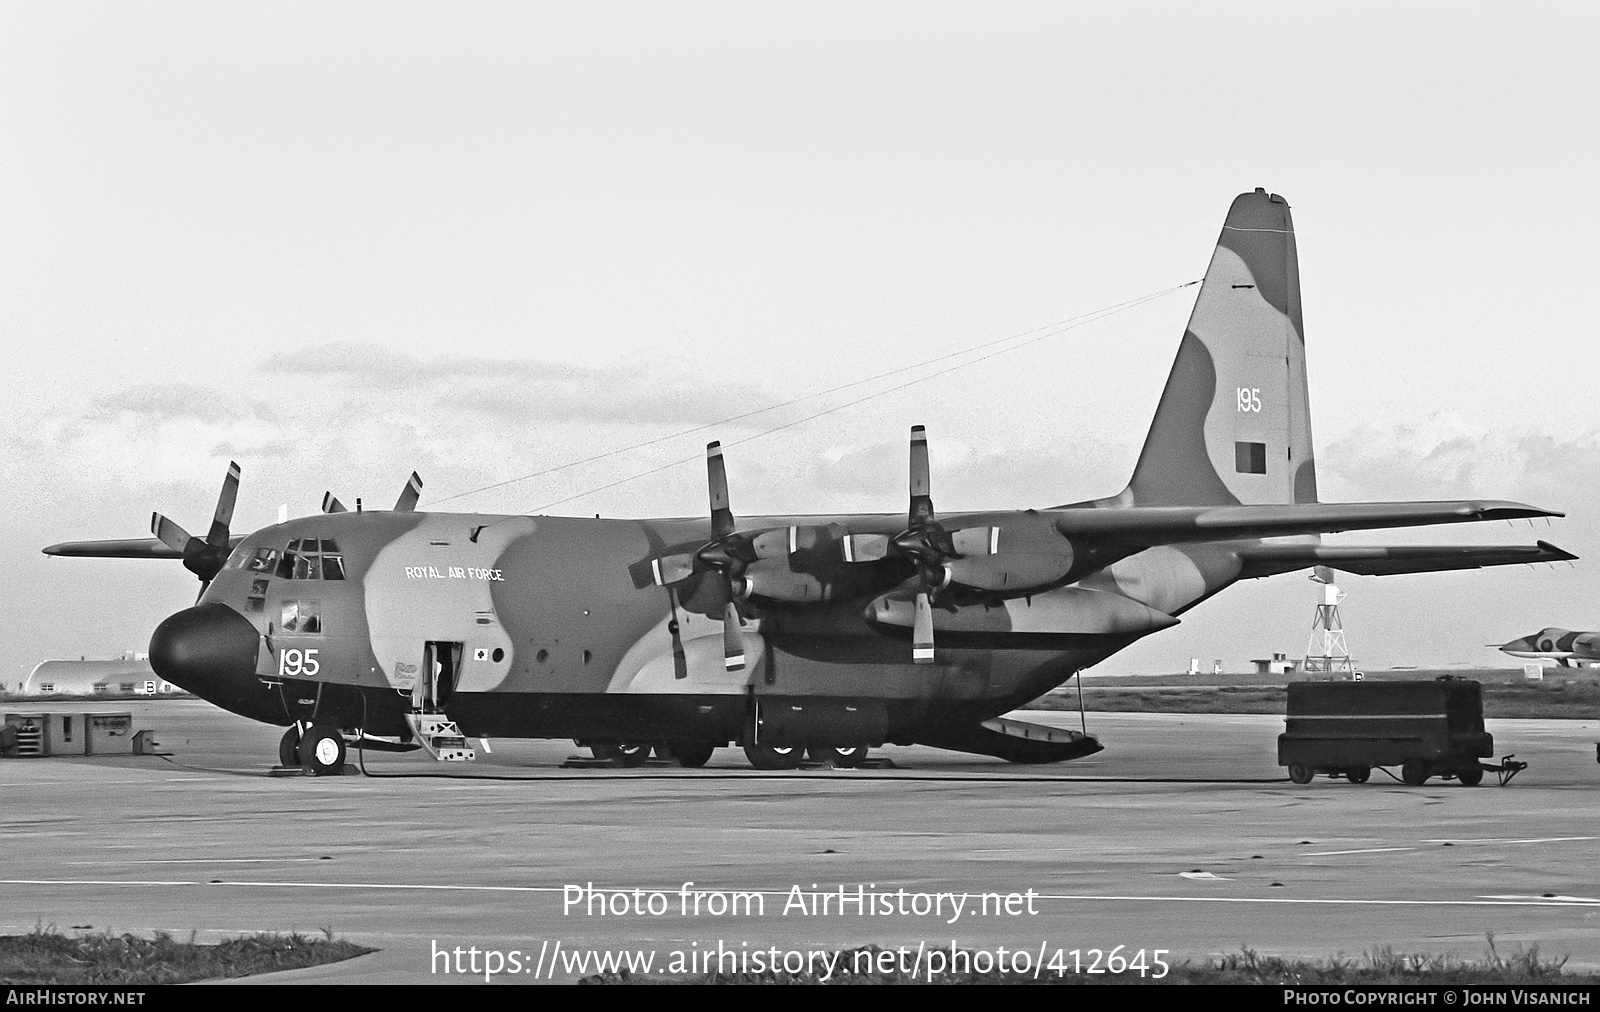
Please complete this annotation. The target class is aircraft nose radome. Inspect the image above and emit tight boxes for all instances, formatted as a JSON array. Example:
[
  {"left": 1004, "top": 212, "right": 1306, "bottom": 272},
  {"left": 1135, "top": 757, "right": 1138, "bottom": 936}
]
[{"left": 149, "top": 603, "right": 260, "bottom": 693}]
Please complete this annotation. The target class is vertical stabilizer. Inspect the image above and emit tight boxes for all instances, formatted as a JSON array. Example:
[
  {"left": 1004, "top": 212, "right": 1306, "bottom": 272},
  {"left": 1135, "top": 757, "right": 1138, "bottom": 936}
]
[{"left": 1123, "top": 189, "right": 1317, "bottom": 506}]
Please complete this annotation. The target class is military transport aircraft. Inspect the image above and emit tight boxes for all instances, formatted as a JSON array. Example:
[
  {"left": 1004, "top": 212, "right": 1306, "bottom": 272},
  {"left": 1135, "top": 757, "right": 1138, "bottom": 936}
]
[
  {"left": 44, "top": 189, "right": 1576, "bottom": 775},
  {"left": 1496, "top": 628, "right": 1600, "bottom": 667}
]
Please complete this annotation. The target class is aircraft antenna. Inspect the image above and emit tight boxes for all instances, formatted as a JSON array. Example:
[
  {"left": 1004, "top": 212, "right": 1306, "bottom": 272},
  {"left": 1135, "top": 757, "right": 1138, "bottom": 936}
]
[{"left": 1300, "top": 566, "right": 1354, "bottom": 677}]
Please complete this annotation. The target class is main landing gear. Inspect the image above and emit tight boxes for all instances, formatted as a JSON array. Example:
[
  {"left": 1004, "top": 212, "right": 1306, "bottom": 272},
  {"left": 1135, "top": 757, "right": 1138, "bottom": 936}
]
[{"left": 279, "top": 723, "right": 348, "bottom": 776}]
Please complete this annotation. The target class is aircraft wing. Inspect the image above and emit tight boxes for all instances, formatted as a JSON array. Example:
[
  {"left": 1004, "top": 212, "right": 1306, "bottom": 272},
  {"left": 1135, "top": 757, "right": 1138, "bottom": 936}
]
[
  {"left": 1052, "top": 500, "right": 1560, "bottom": 547},
  {"left": 1235, "top": 540, "right": 1577, "bottom": 579},
  {"left": 41, "top": 537, "right": 242, "bottom": 560}
]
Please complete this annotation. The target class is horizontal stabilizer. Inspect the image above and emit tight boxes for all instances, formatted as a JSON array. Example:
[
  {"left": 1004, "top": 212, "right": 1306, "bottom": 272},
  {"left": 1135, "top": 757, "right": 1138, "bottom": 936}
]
[
  {"left": 1054, "top": 500, "right": 1561, "bottom": 547},
  {"left": 1238, "top": 540, "right": 1577, "bottom": 579}
]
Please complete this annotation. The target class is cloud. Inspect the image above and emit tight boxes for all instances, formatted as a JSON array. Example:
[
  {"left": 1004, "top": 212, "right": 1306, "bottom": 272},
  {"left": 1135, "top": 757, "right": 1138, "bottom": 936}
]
[
  {"left": 1318, "top": 412, "right": 1600, "bottom": 508},
  {"left": 255, "top": 340, "right": 773, "bottom": 426},
  {"left": 89, "top": 383, "right": 274, "bottom": 425}
]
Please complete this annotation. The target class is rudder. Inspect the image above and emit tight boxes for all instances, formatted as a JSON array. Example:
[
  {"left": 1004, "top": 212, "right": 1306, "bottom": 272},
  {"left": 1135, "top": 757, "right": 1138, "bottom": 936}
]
[{"left": 1123, "top": 188, "right": 1317, "bottom": 506}]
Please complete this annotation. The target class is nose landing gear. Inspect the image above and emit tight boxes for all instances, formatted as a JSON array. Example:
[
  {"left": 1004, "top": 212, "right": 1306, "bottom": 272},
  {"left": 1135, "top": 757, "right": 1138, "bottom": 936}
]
[{"left": 278, "top": 722, "right": 347, "bottom": 776}]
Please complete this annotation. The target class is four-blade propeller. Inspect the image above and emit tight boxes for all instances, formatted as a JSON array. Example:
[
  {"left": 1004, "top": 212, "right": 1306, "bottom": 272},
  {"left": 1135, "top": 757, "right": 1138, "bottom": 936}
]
[
  {"left": 647, "top": 442, "right": 793, "bottom": 671},
  {"left": 841, "top": 425, "right": 998, "bottom": 665},
  {"left": 151, "top": 461, "right": 242, "bottom": 592}
]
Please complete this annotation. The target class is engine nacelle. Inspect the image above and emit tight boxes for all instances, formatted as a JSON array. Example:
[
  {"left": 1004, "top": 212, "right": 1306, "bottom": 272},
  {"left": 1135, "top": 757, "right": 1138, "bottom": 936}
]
[
  {"left": 865, "top": 584, "right": 1178, "bottom": 637},
  {"left": 734, "top": 559, "right": 833, "bottom": 603}
]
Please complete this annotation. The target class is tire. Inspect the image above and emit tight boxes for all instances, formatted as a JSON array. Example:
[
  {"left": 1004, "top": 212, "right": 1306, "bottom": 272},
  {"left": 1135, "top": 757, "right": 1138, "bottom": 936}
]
[
  {"left": 300, "top": 725, "right": 346, "bottom": 776},
  {"left": 1457, "top": 764, "right": 1484, "bottom": 786},
  {"left": 808, "top": 745, "right": 868, "bottom": 769},
  {"left": 1401, "top": 759, "right": 1429, "bottom": 786},
  {"left": 1287, "top": 762, "right": 1313, "bottom": 784},
  {"left": 744, "top": 742, "right": 803, "bottom": 770},
  {"left": 616, "top": 744, "right": 650, "bottom": 768},
  {"left": 1345, "top": 766, "right": 1370, "bottom": 784},
  {"left": 664, "top": 742, "right": 716, "bottom": 768},
  {"left": 278, "top": 725, "right": 302, "bottom": 768},
  {"left": 589, "top": 743, "right": 620, "bottom": 761}
]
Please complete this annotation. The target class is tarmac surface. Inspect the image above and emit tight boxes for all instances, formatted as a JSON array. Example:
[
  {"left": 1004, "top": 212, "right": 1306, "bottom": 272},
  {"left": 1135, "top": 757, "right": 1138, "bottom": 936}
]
[{"left": 3, "top": 698, "right": 1599, "bottom": 984}]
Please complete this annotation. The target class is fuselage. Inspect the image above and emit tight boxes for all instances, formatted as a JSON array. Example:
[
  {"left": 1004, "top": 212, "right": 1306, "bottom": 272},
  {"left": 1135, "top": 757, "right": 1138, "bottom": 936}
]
[
  {"left": 1499, "top": 627, "right": 1599, "bottom": 666},
  {"left": 148, "top": 506, "right": 1253, "bottom": 748}
]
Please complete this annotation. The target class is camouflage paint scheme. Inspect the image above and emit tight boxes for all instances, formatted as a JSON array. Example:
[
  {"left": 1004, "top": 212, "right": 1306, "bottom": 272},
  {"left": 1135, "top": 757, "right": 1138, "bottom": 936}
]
[
  {"left": 1498, "top": 628, "right": 1600, "bottom": 667},
  {"left": 45, "top": 190, "right": 1577, "bottom": 766}
]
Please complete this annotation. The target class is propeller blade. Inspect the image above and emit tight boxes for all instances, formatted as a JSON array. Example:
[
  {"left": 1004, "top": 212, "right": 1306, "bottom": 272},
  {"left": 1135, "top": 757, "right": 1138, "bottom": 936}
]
[
  {"left": 151, "top": 513, "right": 196, "bottom": 555},
  {"left": 842, "top": 533, "right": 892, "bottom": 563},
  {"left": 908, "top": 425, "right": 933, "bottom": 526},
  {"left": 394, "top": 472, "right": 423, "bottom": 512},
  {"left": 322, "top": 492, "right": 347, "bottom": 514},
  {"left": 912, "top": 590, "right": 935, "bottom": 665},
  {"left": 722, "top": 600, "right": 746, "bottom": 671},
  {"left": 206, "top": 461, "right": 241, "bottom": 547},
  {"left": 649, "top": 553, "right": 699, "bottom": 587},
  {"left": 707, "top": 442, "right": 735, "bottom": 540},
  {"left": 667, "top": 588, "right": 688, "bottom": 680},
  {"left": 949, "top": 526, "right": 999, "bottom": 556}
]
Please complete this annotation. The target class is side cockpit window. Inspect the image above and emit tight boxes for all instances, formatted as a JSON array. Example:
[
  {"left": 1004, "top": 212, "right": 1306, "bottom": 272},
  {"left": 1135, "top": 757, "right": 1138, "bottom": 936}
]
[
  {"left": 276, "top": 539, "right": 345, "bottom": 581},
  {"left": 280, "top": 599, "right": 322, "bottom": 634}
]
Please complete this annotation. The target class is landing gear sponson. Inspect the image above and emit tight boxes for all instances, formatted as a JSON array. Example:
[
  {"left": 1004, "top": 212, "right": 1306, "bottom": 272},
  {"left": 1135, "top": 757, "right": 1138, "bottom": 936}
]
[{"left": 578, "top": 740, "right": 873, "bottom": 770}]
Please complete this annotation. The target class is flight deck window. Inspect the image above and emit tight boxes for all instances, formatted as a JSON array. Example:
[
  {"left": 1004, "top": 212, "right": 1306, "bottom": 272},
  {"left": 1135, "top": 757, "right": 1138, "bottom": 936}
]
[
  {"left": 276, "top": 540, "right": 344, "bottom": 580},
  {"left": 245, "top": 548, "right": 278, "bottom": 573},
  {"left": 280, "top": 600, "right": 323, "bottom": 634}
]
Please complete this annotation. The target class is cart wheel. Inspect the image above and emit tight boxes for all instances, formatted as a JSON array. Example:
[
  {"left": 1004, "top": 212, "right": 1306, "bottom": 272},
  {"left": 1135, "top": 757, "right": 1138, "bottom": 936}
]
[
  {"left": 1287, "top": 762, "right": 1313, "bottom": 784},
  {"left": 1345, "top": 766, "right": 1370, "bottom": 784},
  {"left": 1401, "top": 759, "right": 1429, "bottom": 786},
  {"left": 1456, "top": 764, "right": 1484, "bottom": 786}
]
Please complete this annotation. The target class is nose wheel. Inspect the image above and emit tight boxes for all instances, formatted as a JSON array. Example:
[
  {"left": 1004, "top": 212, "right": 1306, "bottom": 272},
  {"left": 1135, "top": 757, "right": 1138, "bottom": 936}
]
[
  {"left": 278, "top": 725, "right": 302, "bottom": 768},
  {"left": 299, "top": 724, "right": 347, "bottom": 776}
]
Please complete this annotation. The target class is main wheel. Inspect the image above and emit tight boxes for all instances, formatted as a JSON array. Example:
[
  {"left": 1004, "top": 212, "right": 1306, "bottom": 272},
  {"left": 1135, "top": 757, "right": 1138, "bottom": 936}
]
[
  {"left": 1401, "top": 759, "right": 1429, "bottom": 786},
  {"left": 616, "top": 744, "right": 650, "bottom": 768},
  {"left": 744, "top": 742, "right": 803, "bottom": 770},
  {"left": 663, "top": 742, "right": 716, "bottom": 768},
  {"left": 278, "top": 725, "right": 302, "bottom": 768},
  {"left": 300, "top": 725, "right": 346, "bottom": 776},
  {"left": 1345, "top": 766, "right": 1371, "bottom": 784},
  {"left": 1457, "top": 764, "right": 1484, "bottom": 786},
  {"left": 808, "top": 745, "right": 868, "bottom": 769},
  {"left": 1287, "top": 762, "right": 1313, "bottom": 784},
  {"left": 589, "top": 743, "right": 619, "bottom": 761}
]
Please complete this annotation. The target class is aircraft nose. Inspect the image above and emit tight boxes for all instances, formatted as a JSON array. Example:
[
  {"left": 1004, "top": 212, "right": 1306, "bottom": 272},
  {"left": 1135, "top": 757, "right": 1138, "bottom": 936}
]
[{"left": 149, "top": 603, "right": 261, "bottom": 693}]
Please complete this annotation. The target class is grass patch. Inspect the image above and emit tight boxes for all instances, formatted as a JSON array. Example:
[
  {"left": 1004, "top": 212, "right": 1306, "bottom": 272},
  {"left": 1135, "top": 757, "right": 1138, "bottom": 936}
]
[
  {"left": 0, "top": 926, "right": 375, "bottom": 984},
  {"left": 581, "top": 940, "right": 1595, "bottom": 984}
]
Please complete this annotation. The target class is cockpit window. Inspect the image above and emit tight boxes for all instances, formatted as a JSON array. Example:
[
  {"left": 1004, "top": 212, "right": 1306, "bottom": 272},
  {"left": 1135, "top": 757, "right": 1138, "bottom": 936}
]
[
  {"left": 244, "top": 547, "right": 279, "bottom": 573},
  {"left": 276, "top": 539, "right": 345, "bottom": 580},
  {"left": 280, "top": 599, "right": 322, "bottom": 634}
]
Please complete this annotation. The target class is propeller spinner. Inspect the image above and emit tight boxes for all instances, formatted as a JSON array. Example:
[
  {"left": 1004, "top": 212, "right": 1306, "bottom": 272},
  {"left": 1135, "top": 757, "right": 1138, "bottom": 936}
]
[{"left": 151, "top": 461, "right": 242, "bottom": 591}]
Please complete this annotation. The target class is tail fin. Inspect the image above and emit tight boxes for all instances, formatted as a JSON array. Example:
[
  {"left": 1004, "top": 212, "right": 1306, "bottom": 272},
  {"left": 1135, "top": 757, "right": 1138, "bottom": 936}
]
[{"left": 1123, "top": 188, "right": 1317, "bottom": 506}]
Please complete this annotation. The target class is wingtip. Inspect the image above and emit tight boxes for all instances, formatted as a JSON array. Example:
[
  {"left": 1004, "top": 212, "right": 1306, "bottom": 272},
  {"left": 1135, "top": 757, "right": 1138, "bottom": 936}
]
[{"left": 1535, "top": 540, "right": 1579, "bottom": 562}]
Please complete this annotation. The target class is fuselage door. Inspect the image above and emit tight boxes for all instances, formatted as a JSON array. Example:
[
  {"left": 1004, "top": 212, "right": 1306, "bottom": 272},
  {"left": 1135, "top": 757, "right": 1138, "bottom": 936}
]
[{"left": 420, "top": 641, "right": 463, "bottom": 711}]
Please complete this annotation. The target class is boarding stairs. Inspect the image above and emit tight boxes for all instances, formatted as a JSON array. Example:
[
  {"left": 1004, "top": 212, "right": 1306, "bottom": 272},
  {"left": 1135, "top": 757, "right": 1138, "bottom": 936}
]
[{"left": 403, "top": 712, "right": 477, "bottom": 762}]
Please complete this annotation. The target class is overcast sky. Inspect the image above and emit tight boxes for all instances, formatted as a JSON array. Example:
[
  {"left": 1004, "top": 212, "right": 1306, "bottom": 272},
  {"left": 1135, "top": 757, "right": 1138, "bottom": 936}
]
[{"left": 4, "top": 1, "right": 1598, "bottom": 684}]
